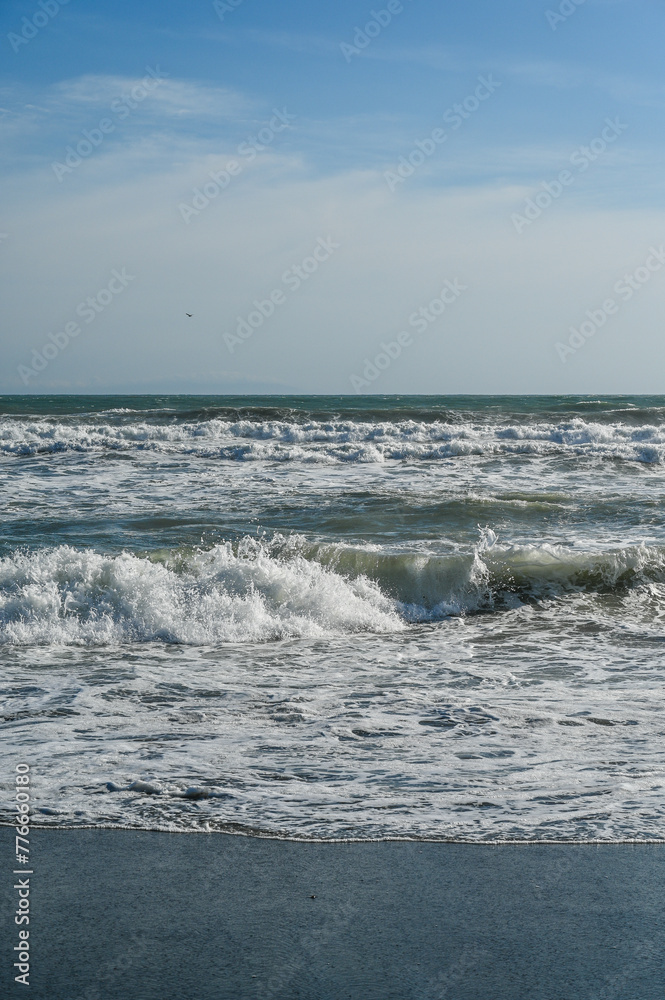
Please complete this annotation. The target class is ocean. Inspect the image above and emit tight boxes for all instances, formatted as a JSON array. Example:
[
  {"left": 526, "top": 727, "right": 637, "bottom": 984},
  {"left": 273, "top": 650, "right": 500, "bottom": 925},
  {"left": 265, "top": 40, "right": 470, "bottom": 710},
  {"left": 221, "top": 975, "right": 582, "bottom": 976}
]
[{"left": 1, "top": 394, "right": 665, "bottom": 843}]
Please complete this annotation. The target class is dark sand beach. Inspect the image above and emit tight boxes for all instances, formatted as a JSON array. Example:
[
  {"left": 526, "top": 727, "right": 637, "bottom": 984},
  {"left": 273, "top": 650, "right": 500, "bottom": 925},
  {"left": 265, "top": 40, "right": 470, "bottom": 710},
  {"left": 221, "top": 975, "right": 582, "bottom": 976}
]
[{"left": 4, "top": 828, "right": 663, "bottom": 999}]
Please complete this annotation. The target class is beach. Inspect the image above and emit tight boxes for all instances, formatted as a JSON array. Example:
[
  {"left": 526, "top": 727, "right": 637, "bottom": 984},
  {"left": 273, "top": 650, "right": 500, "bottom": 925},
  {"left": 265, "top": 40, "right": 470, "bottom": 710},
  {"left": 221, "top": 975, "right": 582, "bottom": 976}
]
[
  {"left": 3, "top": 828, "right": 663, "bottom": 999},
  {"left": 2, "top": 394, "right": 665, "bottom": 996},
  {"left": 3, "top": 0, "right": 664, "bottom": 991}
]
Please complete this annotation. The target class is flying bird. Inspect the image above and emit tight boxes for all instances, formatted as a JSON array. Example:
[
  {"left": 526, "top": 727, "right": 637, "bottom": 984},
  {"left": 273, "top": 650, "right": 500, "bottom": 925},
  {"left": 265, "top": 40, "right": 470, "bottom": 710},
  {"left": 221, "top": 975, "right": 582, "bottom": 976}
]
[{"left": 185, "top": 313, "right": 192, "bottom": 318}]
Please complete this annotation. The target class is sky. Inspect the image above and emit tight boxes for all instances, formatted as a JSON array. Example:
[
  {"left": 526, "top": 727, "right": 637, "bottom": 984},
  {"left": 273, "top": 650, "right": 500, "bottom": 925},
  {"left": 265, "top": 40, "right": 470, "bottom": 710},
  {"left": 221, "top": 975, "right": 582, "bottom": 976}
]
[{"left": 1, "top": 0, "right": 664, "bottom": 394}]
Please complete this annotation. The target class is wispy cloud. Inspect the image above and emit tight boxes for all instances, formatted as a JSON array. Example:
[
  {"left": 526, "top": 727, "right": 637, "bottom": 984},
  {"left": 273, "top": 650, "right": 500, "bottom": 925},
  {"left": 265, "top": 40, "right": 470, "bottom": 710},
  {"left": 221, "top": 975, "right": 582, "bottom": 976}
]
[
  {"left": 0, "top": 70, "right": 659, "bottom": 196},
  {"left": 0, "top": 75, "right": 269, "bottom": 174},
  {"left": 0, "top": 75, "right": 254, "bottom": 128},
  {"left": 203, "top": 23, "right": 665, "bottom": 110},
  {"left": 204, "top": 26, "right": 339, "bottom": 56},
  {"left": 50, "top": 74, "right": 254, "bottom": 119}
]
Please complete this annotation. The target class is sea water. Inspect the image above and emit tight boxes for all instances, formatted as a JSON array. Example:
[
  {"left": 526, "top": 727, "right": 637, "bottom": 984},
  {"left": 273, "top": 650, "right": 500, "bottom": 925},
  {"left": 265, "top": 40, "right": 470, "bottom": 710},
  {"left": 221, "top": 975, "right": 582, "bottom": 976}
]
[{"left": 1, "top": 395, "right": 665, "bottom": 841}]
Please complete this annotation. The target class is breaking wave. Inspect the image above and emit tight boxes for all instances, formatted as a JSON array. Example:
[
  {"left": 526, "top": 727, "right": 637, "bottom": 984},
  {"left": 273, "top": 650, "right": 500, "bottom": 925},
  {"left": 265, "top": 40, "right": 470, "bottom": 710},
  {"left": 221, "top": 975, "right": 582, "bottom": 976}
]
[
  {"left": 2, "top": 533, "right": 665, "bottom": 645},
  {"left": 3, "top": 415, "right": 665, "bottom": 462},
  {"left": 0, "top": 540, "right": 402, "bottom": 645}
]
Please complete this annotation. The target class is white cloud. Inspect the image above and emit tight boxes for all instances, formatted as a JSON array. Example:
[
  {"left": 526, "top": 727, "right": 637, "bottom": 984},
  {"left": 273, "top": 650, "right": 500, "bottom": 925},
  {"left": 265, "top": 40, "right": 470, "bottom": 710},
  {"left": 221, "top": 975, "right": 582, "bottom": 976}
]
[
  {"left": 2, "top": 128, "right": 665, "bottom": 395},
  {"left": 1, "top": 69, "right": 664, "bottom": 394},
  {"left": 50, "top": 73, "right": 254, "bottom": 119},
  {"left": 0, "top": 75, "right": 258, "bottom": 172}
]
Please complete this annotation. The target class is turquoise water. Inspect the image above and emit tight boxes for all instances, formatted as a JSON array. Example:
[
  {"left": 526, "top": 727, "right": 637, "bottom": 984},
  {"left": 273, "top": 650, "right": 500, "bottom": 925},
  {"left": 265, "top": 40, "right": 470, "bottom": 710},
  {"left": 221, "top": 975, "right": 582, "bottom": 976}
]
[{"left": 1, "top": 395, "right": 665, "bottom": 840}]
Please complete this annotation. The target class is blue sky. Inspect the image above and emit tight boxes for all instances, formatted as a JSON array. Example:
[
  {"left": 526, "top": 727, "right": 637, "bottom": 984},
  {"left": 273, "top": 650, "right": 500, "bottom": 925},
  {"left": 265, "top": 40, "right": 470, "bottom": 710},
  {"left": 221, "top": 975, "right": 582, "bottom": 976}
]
[{"left": 1, "top": 0, "right": 664, "bottom": 393}]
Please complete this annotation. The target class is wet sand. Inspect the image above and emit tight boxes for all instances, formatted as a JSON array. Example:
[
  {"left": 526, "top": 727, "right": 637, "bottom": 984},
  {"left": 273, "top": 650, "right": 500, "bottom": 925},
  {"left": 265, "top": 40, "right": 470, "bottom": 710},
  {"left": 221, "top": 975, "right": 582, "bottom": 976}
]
[{"left": 3, "top": 829, "right": 664, "bottom": 999}]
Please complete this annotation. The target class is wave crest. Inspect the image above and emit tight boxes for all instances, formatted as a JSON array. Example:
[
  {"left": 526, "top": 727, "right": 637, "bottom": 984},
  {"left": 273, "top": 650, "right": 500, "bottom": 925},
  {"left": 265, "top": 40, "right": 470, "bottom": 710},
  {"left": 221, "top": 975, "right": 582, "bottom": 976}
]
[
  {"left": 0, "top": 540, "right": 402, "bottom": 645},
  {"left": 1, "top": 534, "right": 665, "bottom": 645},
  {"left": 3, "top": 416, "right": 665, "bottom": 462}
]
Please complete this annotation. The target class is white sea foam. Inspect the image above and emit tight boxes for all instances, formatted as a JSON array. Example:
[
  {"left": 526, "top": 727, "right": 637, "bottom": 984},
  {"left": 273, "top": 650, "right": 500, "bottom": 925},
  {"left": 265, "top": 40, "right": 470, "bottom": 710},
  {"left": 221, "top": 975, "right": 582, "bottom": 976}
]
[
  {"left": 3, "top": 399, "right": 665, "bottom": 843},
  {"left": 3, "top": 610, "right": 665, "bottom": 842},
  {"left": 2, "top": 535, "right": 665, "bottom": 645},
  {"left": 0, "top": 540, "right": 403, "bottom": 645},
  {"left": 3, "top": 415, "right": 665, "bottom": 462}
]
